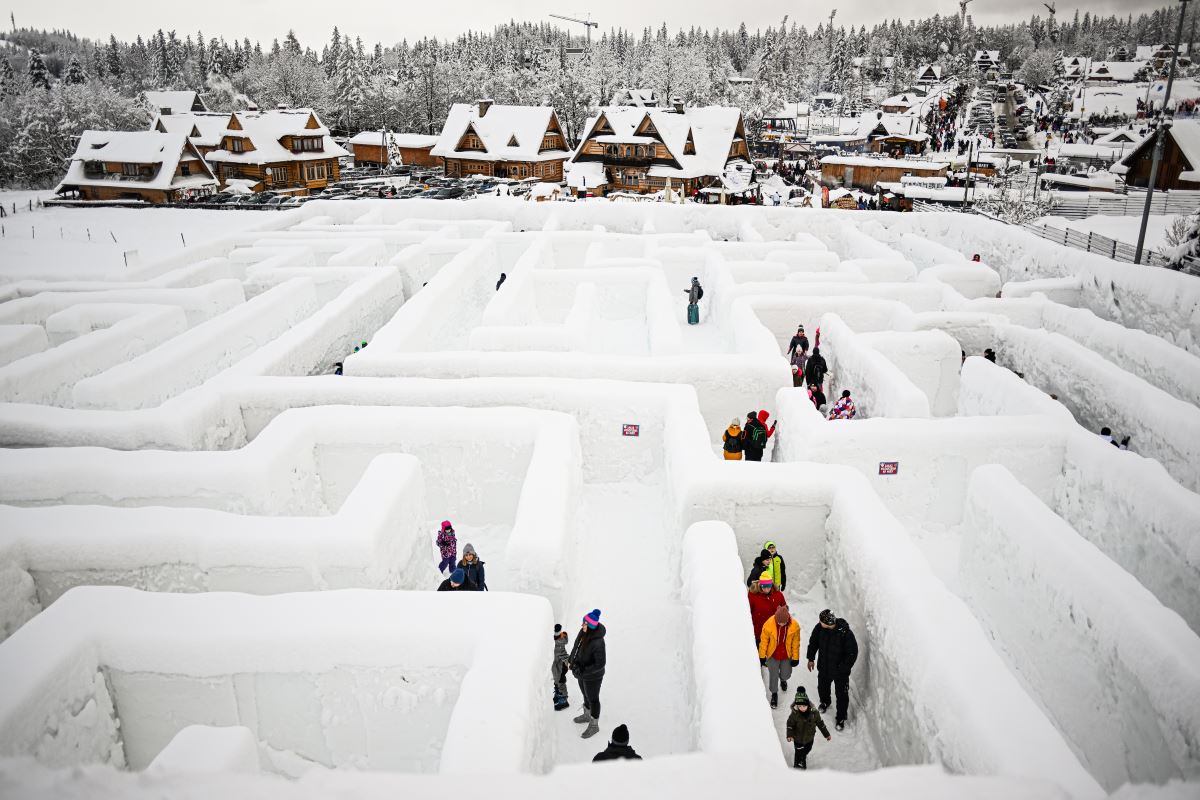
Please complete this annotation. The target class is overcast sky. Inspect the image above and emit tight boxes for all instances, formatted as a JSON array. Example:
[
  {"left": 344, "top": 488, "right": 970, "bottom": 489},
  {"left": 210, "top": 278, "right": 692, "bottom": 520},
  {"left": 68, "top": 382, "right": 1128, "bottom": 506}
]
[{"left": 7, "top": 1, "right": 1169, "bottom": 47}]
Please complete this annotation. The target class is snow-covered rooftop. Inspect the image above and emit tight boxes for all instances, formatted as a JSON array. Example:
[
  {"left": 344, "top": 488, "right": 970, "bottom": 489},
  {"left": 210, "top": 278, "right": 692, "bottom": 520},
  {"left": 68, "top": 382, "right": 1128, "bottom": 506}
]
[
  {"left": 151, "top": 112, "right": 230, "bottom": 148},
  {"left": 820, "top": 154, "right": 947, "bottom": 172},
  {"left": 143, "top": 90, "right": 206, "bottom": 115},
  {"left": 55, "top": 130, "right": 216, "bottom": 193},
  {"left": 575, "top": 105, "right": 749, "bottom": 180},
  {"left": 348, "top": 131, "right": 438, "bottom": 149},
  {"left": 205, "top": 109, "right": 349, "bottom": 166},
  {"left": 431, "top": 103, "right": 570, "bottom": 163}
]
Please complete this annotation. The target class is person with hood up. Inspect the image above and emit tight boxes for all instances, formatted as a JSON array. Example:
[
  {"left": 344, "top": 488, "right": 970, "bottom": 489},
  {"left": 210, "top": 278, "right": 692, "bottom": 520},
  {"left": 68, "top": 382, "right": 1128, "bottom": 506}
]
[
  {"left": 806, "top": 609, "right": 859, "bottom": 731},
  {"left": 828, "top": 390, "right": 856, "bottom": 421},
  {"left": 435, "top": 520, "right": 457, "bottom": 574},
  {"left": 552, "top": 624, "right": 570, "bottom": 710},
  {"left": 746, "top": 548, "right": 773, "bottom": 588},
  {"left": 457, "top": 543, "right": 486, "bottom": 590},
  {"left": 748, "top": 574, "right": 788, "bottom": 644},
  {"left": 436, "top": 568, "right": 477, "bottom": 592},
  {"left": 569, "top": 609, "right": 607, "bottom": 739},
  {"left": 759, "top": 605, "right": 802, "bottom": 709},
  {"left": 786, "top": 691, "right": 831, "bottom": 768},
  {"left": 804, "top": 347, "right": 828, "bottom": 390},
  {"left": 750, "top": 410, "right": 778, "bottom": 458},
  {"left": 592, "top": 723, "right": 642, "bottom": 761},
  {"left": 787, "top": 326, "right": 810, "bottom": 356},
  {"left": 808, "top": 383, "right": 826, "bottom": 411},
  {"left": 722, "top": 418, "right": 745, "bottom": 460}
]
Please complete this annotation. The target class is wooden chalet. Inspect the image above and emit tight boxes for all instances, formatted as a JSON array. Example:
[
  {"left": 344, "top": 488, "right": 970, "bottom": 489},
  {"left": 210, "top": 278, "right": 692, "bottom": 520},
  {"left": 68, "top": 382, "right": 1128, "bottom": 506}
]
[
  {"left": 150, "top": 112, "right": 230, "bottom": 159},
  {"left": 819, "top": 154, "right": 947, "bottom": 192},
  {"left": 205, "top": 108, "right": 347, "bottom": 195},
  {"left": 55, "top": 130, "right": 217, "bottom": 203},
  {"left": 1135, "top": 44, "right": 1191, "bottom": 70},
  {"left": 567, "top": 104, "right": 752, "bottom": 197},
  {"left": 430, "top": 101, "right": 571, "bottom": 181},
  {"left": 858, "top": 114, "right": 929, "bottom": 156},
  {"left": 1112, "top": 122, "right": 1200, "bottom": 191},
  {"left": 611, "top": 88, "right": 660, "bottom": 108},
  {"left": 348, "top": 132, "right": 439, "bottom": 167},
  {"left": 914, "top": 64, "right": 942, "bottom": 85},
  {"left": 973, "top": 50, "right": 1000, "bottom": 71}
]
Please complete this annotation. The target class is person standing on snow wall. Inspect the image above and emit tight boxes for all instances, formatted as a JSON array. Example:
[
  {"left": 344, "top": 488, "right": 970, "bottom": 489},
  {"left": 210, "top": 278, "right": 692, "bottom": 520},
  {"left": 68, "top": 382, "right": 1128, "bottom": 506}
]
[
  {"left": 569, "top": 609, "right": 607, "bottom": 739},
  {"left": 435, "top": 520, "right": 457, "bottom": 575},
  {"left": 806, "top": 608, "right": 859, "bottom": 731},
  {"left": 685, "top": 277, "right": 704, "bottom": 325}
]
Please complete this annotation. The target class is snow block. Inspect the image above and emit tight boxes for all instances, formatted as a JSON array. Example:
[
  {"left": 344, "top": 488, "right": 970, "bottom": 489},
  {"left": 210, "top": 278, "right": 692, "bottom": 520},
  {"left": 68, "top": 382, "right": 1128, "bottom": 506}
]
[
  {"left": 0, "top": 325, "right": 47, "bottom": 367},
  {"left": 916, "top": 263, "right": 1001, "bottom": 300},
  {"left": 961, "top": 465, "right": 1200, "bottom": 789},
  {"left": 819, "top": 313, "right": 930, "bottom": 418},
  {"left": 147, "top": 725, "right": 260, "bottom": 774}
]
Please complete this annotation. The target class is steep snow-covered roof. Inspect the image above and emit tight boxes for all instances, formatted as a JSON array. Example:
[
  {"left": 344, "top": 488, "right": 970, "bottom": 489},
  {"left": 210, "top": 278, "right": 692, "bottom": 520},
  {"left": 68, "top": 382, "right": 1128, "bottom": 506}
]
[
  {"left": 1088, "top": 61, "right": 1147, "bottom": 82},
  {"left": 1113, "top": 121, "right": 1200, "bottom": 176},
  {"left": 612, "top": 88, "right": 659, "bottom": 107},
  {"left": 1095, "top": 128, "right": 1145, "bottom": 146},
  {"left": 974, "top": 50, "right": 1000, "bottom": 63},
  {"left": 431, "top": 103, "right": 569, "bottom": 163},
  {"left": 881, "top": 93, "right": 919, "bottom": 108},
  {"left": 348, "top": 131, "right": 438, "bottom": 149},
  {"left": 143, "top": 90, "right": 206, "bottom": 115},
  {"left": 574, "top": 106, "right": 748, "bottom": 180},
  {"left": 151, "top": 112, "right": 229, "bottom": 147},
  {"left": 206, "top": 109, "right": 348, "bottom": 166},
  {"left": 856, "top": 114, "right": 927, "bottom": 141},
  {"left": 56, "top": 130, "right": 216, "bottom": 193},
  {"left": 1135, "top": 43, "right": 1190, "bottom": 61},
  {"left": 915, "top": 64, "right": 942, "bottom": 81}
]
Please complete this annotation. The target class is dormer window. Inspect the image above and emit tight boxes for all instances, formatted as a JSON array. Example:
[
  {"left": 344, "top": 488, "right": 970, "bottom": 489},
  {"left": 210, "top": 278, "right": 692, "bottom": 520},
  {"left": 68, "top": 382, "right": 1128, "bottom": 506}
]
[
  {"left": 291, "top": 136, "right": 323, "bottom": 153},
  {"left": 230, "top": 138, "right": 245, "bottom": 153}
]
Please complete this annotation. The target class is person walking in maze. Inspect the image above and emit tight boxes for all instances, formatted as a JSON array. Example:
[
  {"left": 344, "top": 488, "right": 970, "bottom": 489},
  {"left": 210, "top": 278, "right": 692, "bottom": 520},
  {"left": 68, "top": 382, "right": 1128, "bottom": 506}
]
[
  {"left": 808, "top": 383, "right": 826, "bottom": 411},
  {"left": 828, "top": 390, "right": 857, "bottom": 421},
  {"left": 748, "top": 574, "right": 788, "bottom": 645},
  {"left": 684, "top": 276, "right": 704, "bottom": 325},
  {"left": 436, "top": 568, "right": 477, "bottom": 592},
  {"left": 744, "top": 411, "right": 776, "bottom": 462},
  {"left": 788, "top": 326, "right": 810, "bottom": 357},
  {"left": 569, "top": 609, "right": 607, "bottom": 739},
  {"left": 786, "top": 689, "right": 831, "bottom": 768},
  {"left": 790, "top": 346, "right": 809, "bottom": 388},
  {"left": 746, "top": 548, "right": 773, "bottom": 588},
  {"left": 762, "top": 541, "right": 786, "bottom": 591},
  {"left": 592, "top": 723, "right": 642, "bottom": 761},
  {"left": 457, "top": 543, "right": 487, "bottom": 590},
  {"left": 435, "top": 520, "right": 457, "bottom": 574},
  {"left": 804, "top": 347, "right": 828, "bottom": 392},
  {"left": 552, "top": 624, "right": 571, "bottom": 710},
  {"left": 806, "top": 609, "right": 859, "bottom": 731},
  {"left": 722, "top": 418, "right": 745, "bottom": 460},
  {"left": 759, "top": 605, "right": 801, "bottom": 709}
]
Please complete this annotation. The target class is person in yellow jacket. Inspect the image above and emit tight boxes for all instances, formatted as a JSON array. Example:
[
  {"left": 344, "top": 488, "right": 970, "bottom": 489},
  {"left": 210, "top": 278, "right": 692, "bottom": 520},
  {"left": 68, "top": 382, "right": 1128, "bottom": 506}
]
[
  {"left": 762, "top": 540, "right": 787, "bottom": 591},
  {"left": 759, "top": 605, "right": 802, "bottom": 709},
  {"left": 721, "top": 418, "right": 744, "bottom": 460}
]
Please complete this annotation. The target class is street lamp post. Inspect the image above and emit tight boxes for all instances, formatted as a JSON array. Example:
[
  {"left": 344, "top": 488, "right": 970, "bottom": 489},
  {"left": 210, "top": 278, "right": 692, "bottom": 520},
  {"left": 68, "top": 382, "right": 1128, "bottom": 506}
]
[{"left": 1135, "top": 0, "right": 1190, "bottom": 264}]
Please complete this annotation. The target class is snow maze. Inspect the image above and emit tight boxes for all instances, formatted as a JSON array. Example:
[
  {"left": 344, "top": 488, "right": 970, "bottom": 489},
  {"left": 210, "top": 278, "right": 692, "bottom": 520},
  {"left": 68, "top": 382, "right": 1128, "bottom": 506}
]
[{"left": 0, "top": 199, "right": 1198, "bottom": 799}]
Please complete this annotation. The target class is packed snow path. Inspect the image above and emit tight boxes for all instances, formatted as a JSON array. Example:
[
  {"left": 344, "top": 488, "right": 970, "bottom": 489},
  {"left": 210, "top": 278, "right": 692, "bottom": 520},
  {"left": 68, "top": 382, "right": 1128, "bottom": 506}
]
[{"left": 0, "top": 199, "right": 1196, "bottom": 799}]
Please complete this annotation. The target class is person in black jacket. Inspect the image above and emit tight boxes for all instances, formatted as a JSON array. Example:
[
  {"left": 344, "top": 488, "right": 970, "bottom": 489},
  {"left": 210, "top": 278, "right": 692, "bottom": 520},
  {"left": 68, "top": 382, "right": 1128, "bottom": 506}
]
[
  {"left": 787, "top": 326, "right": 810, "bottom": 356},
  {"left": 457, "top": 543, "right": 487, "bottom": 591},
  {"left": 569, "top": 609, "right": 607, "bottom": 739},
  {"left": 743, "top": 411, "right": 767, "bottom": 462},
  {"left": 746, "top": 548, "right": 773, "bottom": 588},
  {"left": 592, "top": 723, "right": 641, "bottom": 761},
  {"left": 804, "top": 347, "right": 828, "bottom": 390},
  {"left": 436, "top": 568, "right": 478, "bottom": 592},
  {"left": 805, "top": 609, "right": 858, "bottom": 730}
]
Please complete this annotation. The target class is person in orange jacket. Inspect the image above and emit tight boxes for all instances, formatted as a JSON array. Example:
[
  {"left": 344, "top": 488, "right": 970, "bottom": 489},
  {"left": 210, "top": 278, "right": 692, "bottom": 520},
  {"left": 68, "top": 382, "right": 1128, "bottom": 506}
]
[
  {"left": 759, "top": 605, "right": 802, "bottom": 709},
  {"left": 722, "top": 418, "right": 744, "bottom": 460}
]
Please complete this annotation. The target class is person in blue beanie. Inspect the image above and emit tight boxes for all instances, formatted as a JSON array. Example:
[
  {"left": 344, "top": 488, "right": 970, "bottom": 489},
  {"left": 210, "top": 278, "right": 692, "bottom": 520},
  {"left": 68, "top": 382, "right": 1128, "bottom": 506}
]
[
  {"left": 436, "top": 568, "right": 477, "bottom": 592},
  {"left": 568, "top": 608, "right": 607, "bottom": 739}
]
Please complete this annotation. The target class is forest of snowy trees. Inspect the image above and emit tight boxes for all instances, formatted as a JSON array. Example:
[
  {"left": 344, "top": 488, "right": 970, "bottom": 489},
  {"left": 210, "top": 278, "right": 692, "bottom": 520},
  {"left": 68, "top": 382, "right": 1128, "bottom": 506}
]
[{"left": 0, "top": 5, "right": 1190, "bottom": 188}]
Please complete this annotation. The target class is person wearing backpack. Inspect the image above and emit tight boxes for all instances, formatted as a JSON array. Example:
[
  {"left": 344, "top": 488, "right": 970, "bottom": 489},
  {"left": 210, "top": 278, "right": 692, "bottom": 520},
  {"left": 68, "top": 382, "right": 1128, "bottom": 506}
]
[
  {"left": 744, "top": 411, "right": 769, "bottom": 462},
  {"left": 685, "top": 277, "right": 704, "bottom": 325},
  {"left": 804, "top": 347, "right": 828, "bottom": 391},
  {"left": 722, "top": 418, "right": 744, "bottom": 460}
]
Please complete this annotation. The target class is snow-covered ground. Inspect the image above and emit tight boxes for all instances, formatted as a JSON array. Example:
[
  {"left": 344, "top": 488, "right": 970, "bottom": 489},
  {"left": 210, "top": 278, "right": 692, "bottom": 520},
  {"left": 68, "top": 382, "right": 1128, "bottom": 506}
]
[
  {"left": 1035, "top": 213, "right": 1183, "bottom": 250},
  {"left": 0, "top": 198, "right": 1197, "bottom": 799}
]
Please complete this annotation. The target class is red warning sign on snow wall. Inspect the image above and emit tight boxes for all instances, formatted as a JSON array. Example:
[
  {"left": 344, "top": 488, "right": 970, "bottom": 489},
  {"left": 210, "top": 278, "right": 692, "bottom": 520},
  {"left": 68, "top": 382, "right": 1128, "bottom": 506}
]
[
  {"left": 622, "top": 424, "right": 640, "bottom": 437},
  {"left": 878, "top": 461, "right": 899, "bottom": 475}
]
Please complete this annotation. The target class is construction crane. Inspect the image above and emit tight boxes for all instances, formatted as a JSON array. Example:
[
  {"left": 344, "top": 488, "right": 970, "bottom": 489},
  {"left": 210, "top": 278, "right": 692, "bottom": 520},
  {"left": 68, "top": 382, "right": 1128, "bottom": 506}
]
[
  {"left": 549, "top": 13, "right": 598, "bottom": 43},
  {"left": 959, "top": 0, "right": 973, "bottom": 25}
]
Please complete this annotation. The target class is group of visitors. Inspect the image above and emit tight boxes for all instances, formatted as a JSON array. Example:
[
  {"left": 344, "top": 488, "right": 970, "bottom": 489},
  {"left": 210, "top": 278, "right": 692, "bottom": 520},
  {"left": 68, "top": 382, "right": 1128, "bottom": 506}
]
[
  {"left": 1099, "top": 426, "right": 1131, "bottom": 451},
  {"left": 787, "top": 325, "right": 856, "bottom": 420},
  {"left": 747, "top": 546, "right": 859, "bottom": 769},
  {"left": 332, "top": 339, "right": 369, "bottom": 376},
  {"left": 434, "top": 521, "right": 489, "bottom": 591},
  {"left": 722, "top": 410, "right": 778, "bottom": 461}
]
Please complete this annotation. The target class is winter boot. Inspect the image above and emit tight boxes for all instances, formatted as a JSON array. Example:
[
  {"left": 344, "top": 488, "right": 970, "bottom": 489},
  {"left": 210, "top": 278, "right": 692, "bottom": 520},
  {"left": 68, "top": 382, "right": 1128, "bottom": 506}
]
[
  {"left": 770, "top": 692, "right": 778, "bottom": 709},
  {"left": 781, "top": 678, "right": 788, "bottom": 692},
  {"left": 553, "top": 692, "right": 570, "bottom": 711},
  {"left": 818, "top": 703, "right": 829, "bottom": 714},
  {"left": 573, "top": 708, "right": 591, "bottom": 724},
  {"left": 581, "top": 718, "right": 600, "bottom": 739},
  {"left": 836, "top": 720, "right": 845, "bottom": 732}
]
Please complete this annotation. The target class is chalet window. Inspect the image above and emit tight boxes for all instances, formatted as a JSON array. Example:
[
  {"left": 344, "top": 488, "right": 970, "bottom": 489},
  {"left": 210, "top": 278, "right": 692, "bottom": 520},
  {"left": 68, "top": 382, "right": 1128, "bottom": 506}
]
[
  {"left": 292, "top": 137, "right": 323, "bottom": 153},
  {"left": 230, "top": 138, "right": 245, "bottom": 153},
  {"left": 304, "top": 162, "right": 327, "bottom": 181},
  {"left": 122, "top": 163, "right": 141, "bottom": 177},
  {"left": 606, "top": 144, "right": 617, "bottom": 156},
  {"left": 180, "top": 162, "right": 191, "bottom": 176}
]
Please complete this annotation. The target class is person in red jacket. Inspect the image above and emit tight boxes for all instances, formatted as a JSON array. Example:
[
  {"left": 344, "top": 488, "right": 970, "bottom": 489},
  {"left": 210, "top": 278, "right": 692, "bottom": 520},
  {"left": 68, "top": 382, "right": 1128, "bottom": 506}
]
[{"left": 748, "top": 574, "right": 788, "bottom": 645}]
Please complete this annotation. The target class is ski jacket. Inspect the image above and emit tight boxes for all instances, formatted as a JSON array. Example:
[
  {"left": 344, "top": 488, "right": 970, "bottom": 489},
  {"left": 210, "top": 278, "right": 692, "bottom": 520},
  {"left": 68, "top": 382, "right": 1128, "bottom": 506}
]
[
  {"left": 786, "top": 707, "right": 831, "bottom": 745},
  {"left": 746, "top": 549, "right": 773, "bottom": 587},
  {"left": 828, "top": 397, "right": 856, "bottom": 420},
  {"left": 762, "top": 541, "right": 787, "bottom": 590},
  {"left": 748, "top": 590, "right": 788, "bottom": 640},
  {"left": 436, "top": 526, "right": 457, "bottom": 560},
  {"left": 553, "top": 633, "right": 570, "bottom": 666},
  {"left": 593, "top": 743, "right": 642, "bottom": 761},
  {"left": 743, "top": 418, "right": 768, "bottom": 454},
  {"left": 757, "top": 410, "right": 777, "bottom": 437},
  {"left": 457, "top": 557, "right": 487, "bottom": 591},
  {"left": 758, "top": 616, "right": 802, "bottom": 661},
  {"left": 436, "top": 576, "right": 478, "bottom": 592},
  {"left": 804, "top": 354, "right": 828, "bottom": 387},
  {"left": 791, "top": 349, "right": 809, "bottom": 373},
  {"left": 788, "top": 333, "right": 810, "bottom": 356},
  {"left": 806, "top": 618, "right": 859, "bottom": 676},
  {"left": 722, "top": 424, "right": 744, "bottom": 455},
  {"left": 569, "top": 623, "right": 607, "bottom": 681}
]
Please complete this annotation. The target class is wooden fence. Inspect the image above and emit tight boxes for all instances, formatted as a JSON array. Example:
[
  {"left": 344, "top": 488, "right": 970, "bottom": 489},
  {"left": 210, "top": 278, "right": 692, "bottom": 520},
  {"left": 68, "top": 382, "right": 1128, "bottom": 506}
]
[{"left": 1045, "top": 189, "right": 1200, "bottom": 220}]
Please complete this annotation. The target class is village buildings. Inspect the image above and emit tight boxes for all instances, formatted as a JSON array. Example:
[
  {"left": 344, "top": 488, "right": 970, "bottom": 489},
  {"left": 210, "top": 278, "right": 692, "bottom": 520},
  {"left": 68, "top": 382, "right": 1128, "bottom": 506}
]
[
  {"left": 55, "top": 130, "right": 217, "bottom": 203},
  {"left": 348, "top": 132, "right": 440, "bottom": 168},
  {"left": 430, "top": 100, "right": 571, "bottom": 181},
  {"left": 204, "top": 108, "right": 347, "bottom": 194}
]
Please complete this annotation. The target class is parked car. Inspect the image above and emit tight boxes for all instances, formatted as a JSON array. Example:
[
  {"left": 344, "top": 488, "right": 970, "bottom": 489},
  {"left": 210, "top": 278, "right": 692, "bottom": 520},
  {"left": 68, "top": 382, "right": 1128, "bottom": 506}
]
[{"left": 434, "top": 187, "right": 467, "bottom": 200}]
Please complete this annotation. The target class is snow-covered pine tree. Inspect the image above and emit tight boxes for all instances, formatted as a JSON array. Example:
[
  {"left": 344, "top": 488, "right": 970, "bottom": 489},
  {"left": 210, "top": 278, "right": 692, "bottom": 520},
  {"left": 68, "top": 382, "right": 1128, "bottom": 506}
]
[
  {"left": 64, "top": 55, "right": 87, "bottom": 85},
  {"left": 0, "top": 56, "right": 15, "bottom": 97},
  {"left": 105, "top": 35, "right": 123, "bottom": 84},
  {"left": 91, "top": 47, "right": 106, "bottom": 82},
  {"left": 27, "top": 48, "right": 50, "bottom": 91}
]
